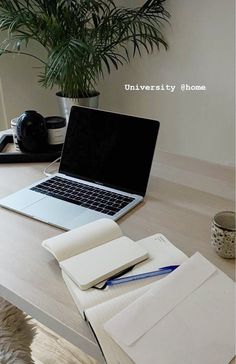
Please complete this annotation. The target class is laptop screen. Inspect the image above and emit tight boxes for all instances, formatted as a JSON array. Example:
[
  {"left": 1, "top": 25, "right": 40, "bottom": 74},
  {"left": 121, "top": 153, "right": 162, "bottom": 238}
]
[{"left": 59, "top": 106, "right": 159, "bottom": 196}]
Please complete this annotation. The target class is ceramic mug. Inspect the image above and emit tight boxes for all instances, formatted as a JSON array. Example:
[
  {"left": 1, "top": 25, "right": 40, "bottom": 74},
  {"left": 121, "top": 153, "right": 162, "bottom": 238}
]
[{"left": 211, "top": 211, "right": 235, "bottom": 258}]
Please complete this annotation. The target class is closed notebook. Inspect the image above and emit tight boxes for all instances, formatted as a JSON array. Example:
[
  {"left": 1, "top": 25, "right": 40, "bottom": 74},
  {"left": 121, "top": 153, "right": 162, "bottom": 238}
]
[
  {"left": 42, "top": 218, "right": 148, "bottom": 290},
  {"left": 60, "top": 236, "right": 148, "bottom": 290}
]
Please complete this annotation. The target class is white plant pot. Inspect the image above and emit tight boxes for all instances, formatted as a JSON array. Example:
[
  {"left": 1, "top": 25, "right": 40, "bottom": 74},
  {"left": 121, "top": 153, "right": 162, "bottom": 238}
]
[{"left": 56, "top": 92, "right": 100, "bottom": 121}]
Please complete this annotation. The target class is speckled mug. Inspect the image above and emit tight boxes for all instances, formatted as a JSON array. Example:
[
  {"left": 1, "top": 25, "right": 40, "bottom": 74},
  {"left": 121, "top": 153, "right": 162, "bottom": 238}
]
[{"left": 211, "top": 211, "right": 235, "bottom": 258}]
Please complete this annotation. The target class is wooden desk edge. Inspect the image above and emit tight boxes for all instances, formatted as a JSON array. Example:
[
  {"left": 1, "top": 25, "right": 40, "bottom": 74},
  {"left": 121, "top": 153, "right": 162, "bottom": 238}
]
[{"left": 0, "top": 274, "right": 105, "bottom": 363}]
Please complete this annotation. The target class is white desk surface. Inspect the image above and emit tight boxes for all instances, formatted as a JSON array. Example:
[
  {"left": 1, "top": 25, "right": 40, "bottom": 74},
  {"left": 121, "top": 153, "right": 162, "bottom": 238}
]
[{"left": 0, "top": 134, "right": 235, "bottom": 363}]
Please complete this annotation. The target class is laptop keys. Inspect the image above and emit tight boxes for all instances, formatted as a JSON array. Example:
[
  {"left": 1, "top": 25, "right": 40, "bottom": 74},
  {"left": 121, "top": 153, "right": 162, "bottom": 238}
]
[{"left": 31, "top": 176, "right": 134, "bottom": 216}]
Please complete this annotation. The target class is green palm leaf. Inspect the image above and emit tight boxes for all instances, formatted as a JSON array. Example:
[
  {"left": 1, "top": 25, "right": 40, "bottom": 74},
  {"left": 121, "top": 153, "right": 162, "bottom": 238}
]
[{"left": 0, "top": 0, "right": 170, "bottom": 98}]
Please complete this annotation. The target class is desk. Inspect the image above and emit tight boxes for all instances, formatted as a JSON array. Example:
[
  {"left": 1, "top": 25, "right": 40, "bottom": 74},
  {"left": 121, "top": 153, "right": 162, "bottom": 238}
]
[{"left": 0, "top": 137, "right": 235, "bottom": 363}]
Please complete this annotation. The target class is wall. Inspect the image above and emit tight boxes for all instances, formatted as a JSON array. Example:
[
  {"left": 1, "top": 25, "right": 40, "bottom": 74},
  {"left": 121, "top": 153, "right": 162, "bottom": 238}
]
[
  {"left": 98, "top": 0, "right": 235, "bottom": 166},
  {"left": 0, "top": 41, "right": 58, "bottom": 128},
  {"left": 0, "top": 0, "right": 234, "bottom": 165}
]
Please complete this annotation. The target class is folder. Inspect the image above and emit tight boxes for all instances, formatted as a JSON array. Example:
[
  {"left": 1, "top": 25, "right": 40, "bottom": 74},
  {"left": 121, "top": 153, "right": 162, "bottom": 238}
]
[{"left": 104, "top": 253, "right": 235, "bottom": 364}]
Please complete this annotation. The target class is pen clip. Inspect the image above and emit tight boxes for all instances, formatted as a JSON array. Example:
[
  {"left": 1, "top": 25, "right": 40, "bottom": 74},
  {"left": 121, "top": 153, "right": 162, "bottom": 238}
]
[{"left": 159, "top": 265, "right": 179, "bottom": 270}]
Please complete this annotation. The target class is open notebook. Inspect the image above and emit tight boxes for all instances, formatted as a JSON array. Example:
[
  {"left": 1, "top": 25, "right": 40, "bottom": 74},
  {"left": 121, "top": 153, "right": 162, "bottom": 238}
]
[
  {"left": 61, "top": 232, "right": 188, "bottom": 318},
  {"left": 77, "top": 252, "right": 236, "bottom": 364},
  {"left": 42, "top": 220, "right": 235, "bottom": 364}
]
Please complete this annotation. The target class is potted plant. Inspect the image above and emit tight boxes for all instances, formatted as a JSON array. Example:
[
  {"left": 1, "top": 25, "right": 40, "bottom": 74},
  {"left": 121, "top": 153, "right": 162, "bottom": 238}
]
[{"left": 0, "top": 0, "right": 170, "bottom": 118}]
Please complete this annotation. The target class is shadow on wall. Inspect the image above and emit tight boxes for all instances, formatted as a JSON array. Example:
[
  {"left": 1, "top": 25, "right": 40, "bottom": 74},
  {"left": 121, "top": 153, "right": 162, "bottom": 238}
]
[
  {"left": 0, "top": 78, "right": 8, "bottom": 130},
  {"left": 0, "top": 36, "right": 58, "bottom": 127}
]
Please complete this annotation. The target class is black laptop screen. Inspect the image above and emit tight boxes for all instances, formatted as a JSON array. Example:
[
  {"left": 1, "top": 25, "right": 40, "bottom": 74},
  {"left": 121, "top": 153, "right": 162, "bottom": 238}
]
[{"left": 59, "top": 106, "right": 159, "bottom": 196}]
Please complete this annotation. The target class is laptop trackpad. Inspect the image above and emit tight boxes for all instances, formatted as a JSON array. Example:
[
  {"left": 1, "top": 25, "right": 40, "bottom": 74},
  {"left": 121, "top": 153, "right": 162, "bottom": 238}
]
[
  {"left": 0, "top": 189, "right": 45, "bottom": 210},
  {"left": 23, "top": 197, "right": 86, "bottom": 228}
]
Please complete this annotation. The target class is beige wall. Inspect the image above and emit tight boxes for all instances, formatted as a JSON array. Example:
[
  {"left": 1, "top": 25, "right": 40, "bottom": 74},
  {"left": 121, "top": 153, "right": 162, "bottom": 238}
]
[
  {"left": 0, "top": 0, "right": 234, "bottom": 166},
  {"left": 99, "top": 0, "right": 235, "bottom": 166},
  {"left": 0, "top": 41, "right": 57, "bottom": 128}
]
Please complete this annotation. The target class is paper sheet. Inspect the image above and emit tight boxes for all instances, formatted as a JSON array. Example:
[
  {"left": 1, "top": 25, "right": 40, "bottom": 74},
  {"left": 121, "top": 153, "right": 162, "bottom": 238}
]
[{"left": 105, "top": 253, "right": 235, "bottom": 364}]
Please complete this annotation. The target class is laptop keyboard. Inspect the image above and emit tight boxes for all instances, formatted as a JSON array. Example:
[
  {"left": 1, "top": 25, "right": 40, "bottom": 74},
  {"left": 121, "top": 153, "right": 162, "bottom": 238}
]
[{"left": 30, "top": 176, "right": 135, "bottom": 216}]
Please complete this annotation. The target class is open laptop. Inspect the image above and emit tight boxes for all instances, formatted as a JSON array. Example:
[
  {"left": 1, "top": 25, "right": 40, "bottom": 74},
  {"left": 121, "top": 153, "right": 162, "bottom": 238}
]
[{"left": 0, "top": 106, "right": 160, "bottom": 230}]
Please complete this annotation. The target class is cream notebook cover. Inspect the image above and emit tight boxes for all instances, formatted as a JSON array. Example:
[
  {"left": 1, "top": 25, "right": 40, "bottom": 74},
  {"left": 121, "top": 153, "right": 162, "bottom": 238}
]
[{"left": 60, "top": 237, "right": 148, "bottom": 290}]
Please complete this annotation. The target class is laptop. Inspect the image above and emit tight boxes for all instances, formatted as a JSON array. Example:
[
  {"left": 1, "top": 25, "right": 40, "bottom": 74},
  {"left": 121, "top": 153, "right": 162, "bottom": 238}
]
[{"left": 0, "top": 106, "right": 160, "bottom": 230}]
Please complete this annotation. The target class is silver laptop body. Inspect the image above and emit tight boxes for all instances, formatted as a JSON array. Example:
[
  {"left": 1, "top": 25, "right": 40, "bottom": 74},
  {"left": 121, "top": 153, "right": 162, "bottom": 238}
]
[{"left": 0, "top": 106, "right": 159, "bottom": 230}]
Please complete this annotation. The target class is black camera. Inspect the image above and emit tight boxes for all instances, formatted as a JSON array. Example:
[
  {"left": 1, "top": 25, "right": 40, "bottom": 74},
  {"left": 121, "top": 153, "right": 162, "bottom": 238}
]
[{"left": 16, "top": 110, "right": 48, "bottom": 153}]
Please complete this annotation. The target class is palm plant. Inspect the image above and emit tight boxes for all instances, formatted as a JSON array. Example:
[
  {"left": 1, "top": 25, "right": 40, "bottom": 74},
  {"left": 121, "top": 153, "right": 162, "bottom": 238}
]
[{"left": 0, "top": 0, "right": 170, "bottom": 98}]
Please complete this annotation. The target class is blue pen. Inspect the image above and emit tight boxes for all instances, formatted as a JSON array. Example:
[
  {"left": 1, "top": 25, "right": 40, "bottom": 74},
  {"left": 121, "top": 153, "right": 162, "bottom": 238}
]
[{"left": 106, "top": 265, "right": 179, "bottom": 287}]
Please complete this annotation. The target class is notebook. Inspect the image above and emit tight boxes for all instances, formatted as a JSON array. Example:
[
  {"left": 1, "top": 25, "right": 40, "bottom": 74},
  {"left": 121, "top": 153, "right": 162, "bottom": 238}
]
[
  {"left": 42, "top": 218, "right": 148, "bottom": 290},
  {"left": 60, "top": 231, "right": 188, "bottom": 363},
  {"left": 42, "top": 219, "right": 235, "bottom": 364},
  {"left": 0, "top": 106, "right": 160, "bottom": 230}
]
